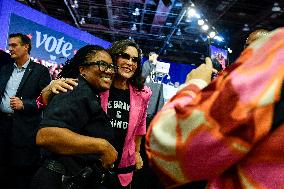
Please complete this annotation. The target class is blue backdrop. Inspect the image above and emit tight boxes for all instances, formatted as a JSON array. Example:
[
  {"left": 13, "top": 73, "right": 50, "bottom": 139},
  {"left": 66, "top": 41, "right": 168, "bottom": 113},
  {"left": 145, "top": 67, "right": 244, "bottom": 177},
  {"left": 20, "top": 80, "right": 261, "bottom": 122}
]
[
  {"left": 8, "top": 14, "right": 88, "bottom": 63},
  {"left": 0, "top": 0, "right": 110, "bottom": 51}
]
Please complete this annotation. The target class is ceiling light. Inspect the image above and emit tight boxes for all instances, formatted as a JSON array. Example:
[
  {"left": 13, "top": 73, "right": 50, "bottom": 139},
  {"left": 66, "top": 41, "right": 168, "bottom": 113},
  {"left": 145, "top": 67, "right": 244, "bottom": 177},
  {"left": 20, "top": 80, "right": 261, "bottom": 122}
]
[
  {"left": 87, "top": 12, "right": 91, "bottom": 18},
  {"left": 167, "top": 42, "right": 173, "bottom": 48},
  {"left": 195, "top": 13, "right": 201, "bottom": 19},
  {"left": 201, "top": 24, "right": 209, "bottom": 31},
  {"left": 197, "top": 19, "right": 204, "bottom": 25},
  {"left": 242, "top": 24, "right": 250, "bottom": 31},
  {"left": 176, "top": 28, "right": 182, "bottom": 36},
  {"left": 214, "top": 35, "right": 224, "bottom": 42},
  {"left": 175, "top": 2, "right": 182, "bottom": 7},
  {"left": 209, "top": 31, "right": 216, "bottom": 38},
  {"left": 272, "top": 2, "right": 281, "bottom": 12},
  {"left": 187, "top": 8, "right": 196, "bottom": 17},
  {"left": 79, "top": 17, "right": 85, "bottom": 25},
  {"left": 71, "top": 0, "right": 78, "bottom": 9},
  {"left": 131, "top": 24, "right": 137, "bottom": 31},
  {"left": 228, "top": 48, "right": 232, "bottom": 53},
  {"left": 132, "top": 8, "right": 140, "bottom": 16}
]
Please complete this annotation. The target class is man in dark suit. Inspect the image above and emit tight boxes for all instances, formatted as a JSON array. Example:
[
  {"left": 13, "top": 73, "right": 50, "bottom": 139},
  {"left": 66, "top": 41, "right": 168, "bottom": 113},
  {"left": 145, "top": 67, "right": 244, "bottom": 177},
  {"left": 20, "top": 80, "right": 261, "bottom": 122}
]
[
  {"left": 0, "top": 33, "right": 51, "bottom": 189},
  {"left": 142, "top": 52, "right": 158, "bottom": 79}
]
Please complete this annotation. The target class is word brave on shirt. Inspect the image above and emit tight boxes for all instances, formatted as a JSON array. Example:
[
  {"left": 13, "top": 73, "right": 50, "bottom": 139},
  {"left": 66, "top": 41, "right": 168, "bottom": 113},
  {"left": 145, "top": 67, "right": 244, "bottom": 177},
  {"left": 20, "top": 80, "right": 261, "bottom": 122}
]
[
  {"left": 108, "top": 100, "right": 130, "bottom": 111},
  {"left": 108, "top": 100, "right": 130, "bottom": 130}
]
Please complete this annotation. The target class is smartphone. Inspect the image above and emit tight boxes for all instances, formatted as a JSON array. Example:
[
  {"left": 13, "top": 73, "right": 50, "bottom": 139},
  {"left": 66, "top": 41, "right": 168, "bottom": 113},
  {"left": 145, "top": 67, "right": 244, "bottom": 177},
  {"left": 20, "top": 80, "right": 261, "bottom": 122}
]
[{"left": 209, "top": 44, "right": 229, "bottom": 72}]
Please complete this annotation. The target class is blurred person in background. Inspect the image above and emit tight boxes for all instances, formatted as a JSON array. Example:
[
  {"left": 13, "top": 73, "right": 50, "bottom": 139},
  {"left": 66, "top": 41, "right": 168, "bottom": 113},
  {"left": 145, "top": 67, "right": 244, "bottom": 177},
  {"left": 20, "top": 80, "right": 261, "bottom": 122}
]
[{"left": 142, "top": 51, "right": 159, "bottom": 79}]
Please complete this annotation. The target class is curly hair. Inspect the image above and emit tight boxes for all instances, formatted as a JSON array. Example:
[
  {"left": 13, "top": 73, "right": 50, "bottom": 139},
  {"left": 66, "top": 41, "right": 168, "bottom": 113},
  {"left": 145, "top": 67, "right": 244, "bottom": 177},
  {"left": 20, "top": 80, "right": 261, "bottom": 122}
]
[
  {"left": 58, "top": 45, "right": 106, "bottom": 78},
  {"left": 108, "top": 39, "right": 144, "bottom": 91}
]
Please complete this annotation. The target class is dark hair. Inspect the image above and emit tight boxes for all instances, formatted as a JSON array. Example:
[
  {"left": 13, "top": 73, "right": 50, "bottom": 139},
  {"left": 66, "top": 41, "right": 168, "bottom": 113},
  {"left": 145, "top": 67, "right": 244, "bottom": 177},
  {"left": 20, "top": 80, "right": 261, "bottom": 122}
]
[
  {"left": 58, "top": 45, "right": 106, "bottom": 78},
  {"left": 108, "top": 39, "right": 144, "bottom": 91},
  {"left": 9, "top": 33, "right": 32, "bottom": 54}
]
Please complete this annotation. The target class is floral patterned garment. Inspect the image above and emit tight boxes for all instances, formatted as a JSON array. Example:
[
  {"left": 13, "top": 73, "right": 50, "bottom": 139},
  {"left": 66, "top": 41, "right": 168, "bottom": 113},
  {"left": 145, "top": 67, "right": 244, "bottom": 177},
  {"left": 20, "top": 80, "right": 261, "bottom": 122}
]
[{"left": 146, "top": 28, "right": 284, "bottom": 189}]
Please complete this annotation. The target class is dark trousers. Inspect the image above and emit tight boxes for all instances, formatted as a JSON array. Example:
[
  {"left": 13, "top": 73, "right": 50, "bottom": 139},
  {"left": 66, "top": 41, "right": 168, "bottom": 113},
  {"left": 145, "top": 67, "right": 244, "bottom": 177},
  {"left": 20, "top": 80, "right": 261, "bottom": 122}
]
[
  {"left": 31, "top": 166, "right": 63, "bottom": 189},
  {"left": 0, "top": 113, "right": 39, "bottom": 189},
  {"left": 31, "top": 164, "right": 114, "bottom": 189},
  {"left": 0, "top": 113, "right": 13, "bottom": 188}
]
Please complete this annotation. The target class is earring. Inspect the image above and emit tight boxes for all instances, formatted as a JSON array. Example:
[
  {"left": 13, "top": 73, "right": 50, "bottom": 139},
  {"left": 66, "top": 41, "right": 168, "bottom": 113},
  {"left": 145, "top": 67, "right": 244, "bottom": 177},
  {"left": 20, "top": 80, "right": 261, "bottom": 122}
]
[{"left": 80, "top": 73, "right": 86, "bottom": 79}]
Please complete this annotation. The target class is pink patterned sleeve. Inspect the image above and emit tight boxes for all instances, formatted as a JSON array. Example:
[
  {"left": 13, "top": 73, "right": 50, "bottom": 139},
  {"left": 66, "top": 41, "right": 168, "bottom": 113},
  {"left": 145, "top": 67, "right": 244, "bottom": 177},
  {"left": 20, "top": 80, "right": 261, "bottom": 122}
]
[{"left": 146, "top": 28, "right": 284, "bottom": 189}]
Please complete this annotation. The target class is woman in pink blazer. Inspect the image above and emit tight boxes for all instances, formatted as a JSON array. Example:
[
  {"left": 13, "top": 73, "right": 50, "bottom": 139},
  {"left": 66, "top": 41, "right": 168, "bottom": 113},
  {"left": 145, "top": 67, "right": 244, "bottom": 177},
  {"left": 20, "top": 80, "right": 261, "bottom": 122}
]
[{"left": 102, "top": 40, "right": 151, "bottom": 188}]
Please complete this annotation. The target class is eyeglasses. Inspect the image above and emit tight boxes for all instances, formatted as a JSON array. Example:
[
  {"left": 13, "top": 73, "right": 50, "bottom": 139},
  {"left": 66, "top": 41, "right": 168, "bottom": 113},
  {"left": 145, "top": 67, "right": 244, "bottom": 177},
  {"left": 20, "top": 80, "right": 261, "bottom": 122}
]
[
  {"left": 118, "top": 53, "right": 139, "bottom": 63},
  {"left": 83, "top": 60, "right": 117, "bottom": 73}
]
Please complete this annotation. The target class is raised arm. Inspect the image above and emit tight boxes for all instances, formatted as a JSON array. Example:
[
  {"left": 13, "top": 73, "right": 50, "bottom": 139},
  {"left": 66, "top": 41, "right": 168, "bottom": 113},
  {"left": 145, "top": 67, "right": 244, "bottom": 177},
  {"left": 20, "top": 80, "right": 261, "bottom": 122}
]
[{"left": 37, "top": 78, "right": 78, "bottom": 108}]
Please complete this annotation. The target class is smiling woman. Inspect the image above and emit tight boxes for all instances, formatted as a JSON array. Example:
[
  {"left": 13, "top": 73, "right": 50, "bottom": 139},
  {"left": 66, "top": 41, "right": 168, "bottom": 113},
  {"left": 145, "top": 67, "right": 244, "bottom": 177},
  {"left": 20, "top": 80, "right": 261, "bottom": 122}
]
[
  {"left": 98, "top": 39, "right": 152, "bottom": 188},
  {"left": 31, "top": 45, "right": 118, "bottom": 189}
]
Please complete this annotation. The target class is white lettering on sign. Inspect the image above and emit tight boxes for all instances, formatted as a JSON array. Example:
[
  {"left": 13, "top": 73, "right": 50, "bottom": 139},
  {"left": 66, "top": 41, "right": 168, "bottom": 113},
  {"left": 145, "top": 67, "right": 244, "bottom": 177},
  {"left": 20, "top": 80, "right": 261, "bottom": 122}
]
[{"left": 35, "top": 31, "right": 73, "bottom": 58}]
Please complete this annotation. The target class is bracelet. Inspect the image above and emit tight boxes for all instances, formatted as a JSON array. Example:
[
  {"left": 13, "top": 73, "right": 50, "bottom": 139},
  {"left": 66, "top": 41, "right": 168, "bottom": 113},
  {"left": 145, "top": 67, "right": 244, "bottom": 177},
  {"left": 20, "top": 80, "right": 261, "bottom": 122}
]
[{"left": 36, "top": 92, "right": 47, "bottom": 109}]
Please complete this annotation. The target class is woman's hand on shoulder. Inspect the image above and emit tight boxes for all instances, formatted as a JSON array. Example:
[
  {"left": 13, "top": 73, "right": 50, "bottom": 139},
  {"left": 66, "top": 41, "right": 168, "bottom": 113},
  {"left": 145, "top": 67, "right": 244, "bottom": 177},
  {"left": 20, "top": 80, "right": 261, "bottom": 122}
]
[{"left": 49, "top": 78, "right": 78, "bottom": 94}]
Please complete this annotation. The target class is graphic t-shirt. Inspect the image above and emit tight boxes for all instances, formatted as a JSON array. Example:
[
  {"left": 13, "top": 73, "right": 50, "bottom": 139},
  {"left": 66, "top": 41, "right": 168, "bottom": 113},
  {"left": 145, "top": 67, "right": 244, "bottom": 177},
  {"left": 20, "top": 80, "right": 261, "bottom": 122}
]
[{"left": 107, "top": 86, "right": 130, "bottom": 166}]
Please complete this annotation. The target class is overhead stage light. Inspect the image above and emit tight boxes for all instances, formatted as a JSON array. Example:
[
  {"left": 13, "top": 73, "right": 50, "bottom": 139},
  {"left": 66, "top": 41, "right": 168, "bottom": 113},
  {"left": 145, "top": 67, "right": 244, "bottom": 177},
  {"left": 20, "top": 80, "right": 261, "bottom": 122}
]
[
  {"left": 201, "top": 24, "right": 209, "bottom": 31},
  {"left": 272, "top": 2, "right": 281, "bottom": 12},
  {"left": 209, "top": 31, "right": 216, "bottom": 38},
  {"left": 71, "top": 0, "right": 78, "bottom": 9},
  {"left": 214, "top": 35, "right": 224, "bottom": 42},
  {"left": 242, "top": 24, "right": 250, "bottom": 31},
  {"left": 131, "top": 24, "right": 137, "bottom": 31},
  {"left": 176, "top": 28, "right": 182, "bottom": 36},
  {"left": 79, "top": 18, "right": 85, "bottom": 25},
  {"left": 197, "top": 19, "right": 204, "bottom": 25},
  {"left": 132, "top": 8, "right": 140, "bottom": 16},
  {"left": 195, "top": 13, "right": 201, "bottom": 19},
  {"left": 187, "top": 8, "right": 196, "bottom": 17}
]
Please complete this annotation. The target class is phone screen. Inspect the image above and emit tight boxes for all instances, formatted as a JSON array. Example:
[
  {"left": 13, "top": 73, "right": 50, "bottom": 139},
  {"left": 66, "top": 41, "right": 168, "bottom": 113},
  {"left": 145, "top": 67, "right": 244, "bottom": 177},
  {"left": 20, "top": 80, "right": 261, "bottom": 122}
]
[{"left": 209, "top": 44, "right": 228, "bottom": 72}]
